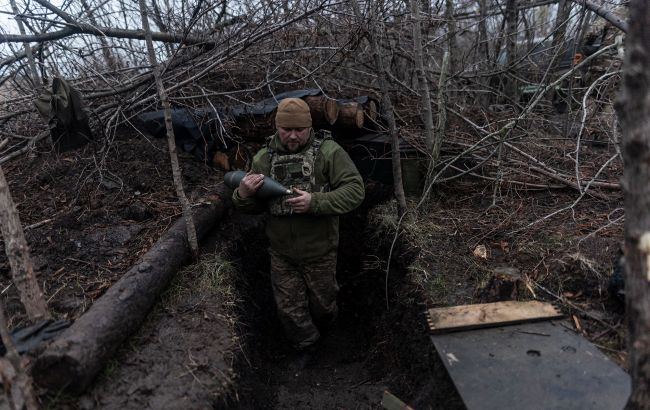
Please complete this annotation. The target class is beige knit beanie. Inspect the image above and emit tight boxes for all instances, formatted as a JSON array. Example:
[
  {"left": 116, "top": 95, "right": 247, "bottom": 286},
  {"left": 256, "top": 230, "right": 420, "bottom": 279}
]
[{"left": 275, "top": 98, "right": 312, "bottom": 128}]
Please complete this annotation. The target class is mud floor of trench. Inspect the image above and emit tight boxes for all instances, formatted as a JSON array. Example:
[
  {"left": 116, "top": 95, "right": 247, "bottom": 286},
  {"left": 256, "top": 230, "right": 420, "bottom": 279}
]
[
  {"left": 58, "top": 196, "right": 462, "bottom": 409},
  {"left": 225, "top": 202, "right": 463, "bottom": 410}
]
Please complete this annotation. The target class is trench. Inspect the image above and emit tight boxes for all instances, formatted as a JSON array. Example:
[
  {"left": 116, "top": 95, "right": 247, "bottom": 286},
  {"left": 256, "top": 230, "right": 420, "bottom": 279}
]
[{"left": 221, "top": 192, "right": 464, "bottom": 409}]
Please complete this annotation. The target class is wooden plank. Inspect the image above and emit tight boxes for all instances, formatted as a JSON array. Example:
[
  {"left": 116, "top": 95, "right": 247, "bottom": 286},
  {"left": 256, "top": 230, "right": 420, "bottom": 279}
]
[
  {"left": 426, "top": 301, "right": 563, "bottom": 334},
  {"left": 381, "top": 390, "right": 414, "bottom": 410}
]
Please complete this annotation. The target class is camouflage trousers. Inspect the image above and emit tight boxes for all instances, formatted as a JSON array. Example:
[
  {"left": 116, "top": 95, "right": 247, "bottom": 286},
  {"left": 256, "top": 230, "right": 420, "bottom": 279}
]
[{"left": 270, "top": 249, "right": 339, "bottom": 349}]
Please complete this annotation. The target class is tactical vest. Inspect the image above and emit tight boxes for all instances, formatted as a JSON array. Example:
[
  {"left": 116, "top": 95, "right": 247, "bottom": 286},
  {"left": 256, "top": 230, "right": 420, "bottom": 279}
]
[{"left": 268, "top": 130, "right": 332, "bottom": 216}]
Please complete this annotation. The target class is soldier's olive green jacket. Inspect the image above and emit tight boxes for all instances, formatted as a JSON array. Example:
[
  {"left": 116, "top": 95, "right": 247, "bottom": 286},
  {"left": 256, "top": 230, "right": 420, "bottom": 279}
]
[{"left": 232, "top": 130, "right": 365, "bottom": 261}]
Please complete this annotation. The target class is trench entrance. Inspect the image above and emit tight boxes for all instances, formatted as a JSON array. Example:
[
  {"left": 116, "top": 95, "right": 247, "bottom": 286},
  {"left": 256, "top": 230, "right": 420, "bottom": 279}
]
[{"left": 224, "top": 194, "right": 462, "bottom": 409}]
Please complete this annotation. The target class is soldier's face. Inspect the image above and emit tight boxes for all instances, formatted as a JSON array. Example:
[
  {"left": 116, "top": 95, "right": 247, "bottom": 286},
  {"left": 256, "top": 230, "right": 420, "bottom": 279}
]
[{"left": 278, "top": 127, "right": 311, "bottom": 153}]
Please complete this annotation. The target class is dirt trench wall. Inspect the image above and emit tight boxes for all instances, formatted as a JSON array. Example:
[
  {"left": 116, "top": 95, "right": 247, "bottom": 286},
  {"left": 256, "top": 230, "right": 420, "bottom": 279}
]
[
  {"left": 34, "top": 202, "right": 227, "bottom": 393},
  {"left": 46, "top": 212, "right": 265, "bottom": 410},
  {"left": 220, "top": 191, "right": 464, "bottom": 409}
]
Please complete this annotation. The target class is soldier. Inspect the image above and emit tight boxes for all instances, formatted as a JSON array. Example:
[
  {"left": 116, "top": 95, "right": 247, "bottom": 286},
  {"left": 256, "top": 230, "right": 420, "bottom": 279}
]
[{"left": 232, "top": 97, "right": 365, "bottom": 350}]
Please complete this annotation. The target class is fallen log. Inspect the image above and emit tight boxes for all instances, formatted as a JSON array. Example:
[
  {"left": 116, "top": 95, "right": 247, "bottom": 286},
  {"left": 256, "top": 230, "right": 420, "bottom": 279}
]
[{"left": 32, "top": 198, "right": 228, "bottom": 393}]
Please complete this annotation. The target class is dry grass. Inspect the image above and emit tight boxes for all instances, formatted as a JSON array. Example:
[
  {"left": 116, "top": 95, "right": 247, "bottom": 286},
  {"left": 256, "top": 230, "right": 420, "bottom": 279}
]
[
  {"left": 161, "top": 252, "right": 239, "bottom": 309},
  {"left": 366, "top": 184, "right": 627, "bottom": 365},
  {"left": 367, "top": 198, "right": 465, "bottom": 306}
]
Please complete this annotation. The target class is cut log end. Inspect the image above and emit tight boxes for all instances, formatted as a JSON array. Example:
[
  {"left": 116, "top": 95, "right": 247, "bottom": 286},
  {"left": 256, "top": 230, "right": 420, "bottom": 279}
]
[
  {"left": 323, "top": 98, "right": 339, "bottom": 125},
  {"left": 304, "top": 96, "right": 339, "bottom": 126},
  {"left": 365, "top": 100, "right": 378, "bottom": 124},
  {"left": 32, "top": 354, "right": 84, "bottom": 393},
  {"left": 336, "top": 102, "right": 364, "bottom": 128}
]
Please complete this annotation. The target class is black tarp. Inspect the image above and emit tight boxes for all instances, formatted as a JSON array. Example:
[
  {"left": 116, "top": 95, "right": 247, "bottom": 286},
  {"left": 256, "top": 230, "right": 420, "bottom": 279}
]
[
  {"left": 136, "top": 89, "right": 326, "bottom": 164},
  {"left": 0, "top": 319, "right": 70, "bottom": 356}
]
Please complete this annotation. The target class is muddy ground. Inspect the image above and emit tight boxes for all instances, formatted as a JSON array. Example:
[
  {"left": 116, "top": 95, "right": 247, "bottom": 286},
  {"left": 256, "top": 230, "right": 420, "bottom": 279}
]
[{"left": 0, "top": 127, "right": 626, "bottom": 409}]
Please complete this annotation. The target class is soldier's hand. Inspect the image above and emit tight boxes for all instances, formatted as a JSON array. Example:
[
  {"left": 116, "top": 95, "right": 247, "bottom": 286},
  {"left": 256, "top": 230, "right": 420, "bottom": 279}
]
[
  {"left": 238, "top": 172, "right": 264, "bottom": 198},
  {"left": 286, "top": 188, "right": 311, "bottom": 214}
]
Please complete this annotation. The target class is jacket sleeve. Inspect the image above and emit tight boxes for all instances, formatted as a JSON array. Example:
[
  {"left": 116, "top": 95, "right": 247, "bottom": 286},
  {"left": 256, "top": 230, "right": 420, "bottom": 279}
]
[
  {"left": 310, "top": 142, "right": 365, "bottom": 215},
  {"left": 231, "top": 150, "right": 268, "bottom": 214}
]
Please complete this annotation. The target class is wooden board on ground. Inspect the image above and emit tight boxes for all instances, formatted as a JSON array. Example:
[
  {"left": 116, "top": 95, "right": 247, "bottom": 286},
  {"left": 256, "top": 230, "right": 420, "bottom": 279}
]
[
  {"left": 381, "top": 390, "right": 413, "bottom": 410},
  {"left": 426, "top": 301, "right": 563, "bottom": 334}
]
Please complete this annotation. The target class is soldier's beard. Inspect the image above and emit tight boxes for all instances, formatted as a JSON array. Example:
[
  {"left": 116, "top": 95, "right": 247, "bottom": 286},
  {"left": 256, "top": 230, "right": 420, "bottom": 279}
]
[{"left": 286, "top": 142, "right": 302, "bottom": 152}]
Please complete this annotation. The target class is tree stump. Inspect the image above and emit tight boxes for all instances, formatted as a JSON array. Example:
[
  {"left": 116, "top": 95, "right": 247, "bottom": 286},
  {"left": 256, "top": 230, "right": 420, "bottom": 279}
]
[{"left": 477, "top": 267, "right": 522, "bottom": 302}]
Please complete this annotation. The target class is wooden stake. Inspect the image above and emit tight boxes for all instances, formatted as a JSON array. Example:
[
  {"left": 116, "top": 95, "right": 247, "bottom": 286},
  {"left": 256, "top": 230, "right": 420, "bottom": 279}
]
[
  {"left": 0, "top": 303, "right": 38, "bottom": 410},
  {"left": 0, "top": 164, "right": 49, "bottom": 321},
  {"left": 137, "top": 0, "right": 199, "bottom": 259}
]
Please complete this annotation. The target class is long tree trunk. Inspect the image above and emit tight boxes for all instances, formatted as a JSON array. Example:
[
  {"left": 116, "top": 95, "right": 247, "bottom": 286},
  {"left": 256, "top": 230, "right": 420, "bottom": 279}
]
[
  {"left": 9, "top": 0, "right": 41, "bottom": 88},
  {"left": 412, "top": 0, "right": 438, "bottom": 202},
  {"left": 366, "top": 0, "right": 407, "bottom": 216},
  {"left": 0, "top": 303, "right": 38, "bottom": 410},
  {"left": 550, "top": 0, "right": 571, "bottom": 74},
  {"left": 0, "top": 165, "right": 50, "bottom": 321},
  {"left": 33, "top": 202, "right": 224, "bottom": 393},
  {"left": 444, "top": 0, "right": 457, "bottom": 76},
  {"left": 521, "top": 9, "right": 533, "bottom": 49},
  {"left": 350, "top": 0, "right": 406, "bottom": 216},
  {"left": 137, "top": 0, "right": 199, "bottom": 259},
  {"left": 477, "top": 0, "right": 490, "bottom": 105},
  {"left": 504, "top": 0, "right": 518, "bottom": 103},
  {"left": 80, "top": 0, "right": 119, "bottom": 70},
  {"left": 617, "top": 0, "right": 650, "bottom": 406},
  {"left": 150, "top": 0, "right": 174, "bottom": 57},
  {"left": 424, "top": 51, "right": 449, "bottom": 199},
  {"left": 433, "top": 51, "right": 449, "bottom": 170},
  {"left": 410, "top": 0, "right": 434, "bottom": 153},
  {"left": 477, "top": 0, "right": 490, "bottom": 61}
]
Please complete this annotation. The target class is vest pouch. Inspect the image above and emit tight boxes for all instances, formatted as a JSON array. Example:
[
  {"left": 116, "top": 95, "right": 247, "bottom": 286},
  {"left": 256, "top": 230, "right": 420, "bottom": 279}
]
[{"left": 268, "top": 132, "right": 329, "bottom": 216}]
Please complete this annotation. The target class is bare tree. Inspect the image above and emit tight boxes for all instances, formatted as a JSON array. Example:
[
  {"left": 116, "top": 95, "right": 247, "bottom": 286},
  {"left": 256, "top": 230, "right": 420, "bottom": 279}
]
[
  {"left": 410, "top": 0, "right": 434, "bottom": 154},
  {"left": 0, "top": 304, "right": 38, "bottom": 410},
  {"left": 79, "top": 0, "right": 120, "bottom": 70},
  {"left": 617, "top": 0, "right": 650, "bottom": 405},
  {"left": 504, "top": 0, "right": 518, "bottom": 102},
  {"left": 0, "top": 164, "right": 50, "bottom": 321},
  {"left": 550, "top": 0, "right": 571, "bottom": 76},
  {"left": 8, "top": 0, "right": 42, "bottom": 88},
  {"left": 137, "top": 0, "right": 199, "bottom": 258},
  {"left": 444, "top": 0, "right": 458, "bottom": 75},
  {"left": 362, "top": 0, "right": 407, "bottom": 216}
]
